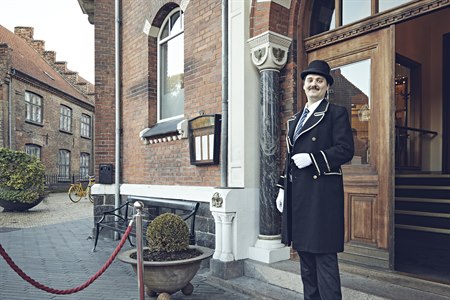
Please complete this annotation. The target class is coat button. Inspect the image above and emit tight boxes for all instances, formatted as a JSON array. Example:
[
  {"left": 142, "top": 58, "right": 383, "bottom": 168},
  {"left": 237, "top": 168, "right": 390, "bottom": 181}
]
[
  {"left": 312, "top": 137, "right": 316, "bottom": 141},
  {"left": 313, "top": 175, "right": 318, "bottom": 179}
]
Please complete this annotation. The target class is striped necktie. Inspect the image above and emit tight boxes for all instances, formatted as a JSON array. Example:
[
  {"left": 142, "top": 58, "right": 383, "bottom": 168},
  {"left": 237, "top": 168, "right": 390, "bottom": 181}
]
[{"left": 293, "top": 108, "right": 309, "bottom": 142}]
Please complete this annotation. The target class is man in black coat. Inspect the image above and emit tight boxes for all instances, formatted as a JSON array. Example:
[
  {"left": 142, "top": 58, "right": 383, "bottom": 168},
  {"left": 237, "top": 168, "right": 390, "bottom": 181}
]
[{"left": 276, "top": 60, "right": 354, "bottom": 300}]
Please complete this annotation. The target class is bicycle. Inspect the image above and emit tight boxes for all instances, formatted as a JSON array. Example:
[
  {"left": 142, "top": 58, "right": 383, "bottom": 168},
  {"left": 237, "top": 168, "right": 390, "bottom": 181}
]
[{"left": 68, "top": 175, "right": 95, "bottom": 203}]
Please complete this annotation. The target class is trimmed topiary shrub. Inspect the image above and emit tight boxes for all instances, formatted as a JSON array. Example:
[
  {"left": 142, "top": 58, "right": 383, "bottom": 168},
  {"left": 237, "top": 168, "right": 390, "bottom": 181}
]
[
  {"left": 146, "top": 212, "right": 190, "bottom": 253},
  {"left": 0, "top": 147, "right": 46, "bottom": 204}
]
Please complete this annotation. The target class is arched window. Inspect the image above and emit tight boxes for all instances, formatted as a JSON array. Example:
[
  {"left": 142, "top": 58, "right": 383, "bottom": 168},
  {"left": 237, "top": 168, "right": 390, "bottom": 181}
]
[{"left": 158, "top": 8, "right": 184, "bottom": 121}]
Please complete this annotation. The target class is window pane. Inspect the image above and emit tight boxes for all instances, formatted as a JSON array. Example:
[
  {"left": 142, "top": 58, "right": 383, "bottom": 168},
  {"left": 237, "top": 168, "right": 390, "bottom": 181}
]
[
  {"left": 343, "top": 0, "right": 371, "bottom": 25},
  {"left": 25, "top": 92, "right": 42, "bottom": 123},
  {"left": 160, "top": 33, "right": 184, "bottom": 120},
  {"left": 329, "top": 59, "right": 371, "bottom": 165},
  {"left": 161, "top": 22, "right": 169, "bottom": 40},
  {"left": 80, "top": 153, "right": 90, "bottom": 179},
  {"left": 310, "top": 0, "right": 335, "bottom": 36},
  {"left": 60, "top": 106, "right": 72, "bottom": 131},
  {"left": 58, "top": 150, "right": 70, "bottom": 179},
  {"left": 81, "top": 114, "right": 91, "bottom": 138},
  {"left": 25, "top": 144, "right": 41, "bottom": 160},
  {"left": 170, "top": 11, "right": 182, "bottom": 35},
  {"left": 379, "top": 0, "right": 411, "bottom": 12}
]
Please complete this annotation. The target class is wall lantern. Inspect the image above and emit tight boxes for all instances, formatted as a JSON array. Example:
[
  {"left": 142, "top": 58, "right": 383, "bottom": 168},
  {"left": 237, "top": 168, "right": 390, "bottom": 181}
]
[{"left": 188, "top": 114, "right": 221, "bottom": 165}]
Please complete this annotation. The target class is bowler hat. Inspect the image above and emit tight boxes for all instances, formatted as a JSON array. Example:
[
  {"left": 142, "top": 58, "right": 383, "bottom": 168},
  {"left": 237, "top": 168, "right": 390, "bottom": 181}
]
[{"left": 301, "top": 60, "right": 334, "bottom": 86}]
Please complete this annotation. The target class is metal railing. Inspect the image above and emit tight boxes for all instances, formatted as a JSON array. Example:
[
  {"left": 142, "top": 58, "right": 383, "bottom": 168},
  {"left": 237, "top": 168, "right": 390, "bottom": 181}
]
[
  {"left": 44, "top": 174, "right": 90, "bottom": 192},
  {"left": 395, "top": 126, "right": 438, "bottom": 170}
]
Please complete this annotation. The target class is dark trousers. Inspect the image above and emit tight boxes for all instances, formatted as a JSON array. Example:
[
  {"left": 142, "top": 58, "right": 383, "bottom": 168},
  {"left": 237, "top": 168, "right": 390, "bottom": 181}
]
[{"left": 298, "top": 251, "right": 342, "bottom": 300}]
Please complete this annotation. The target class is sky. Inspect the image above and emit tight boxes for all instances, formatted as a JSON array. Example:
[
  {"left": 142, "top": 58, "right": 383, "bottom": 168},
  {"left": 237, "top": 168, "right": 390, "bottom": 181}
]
[{"left": 0, "top": 0, "right": 95, "bottom": 83}]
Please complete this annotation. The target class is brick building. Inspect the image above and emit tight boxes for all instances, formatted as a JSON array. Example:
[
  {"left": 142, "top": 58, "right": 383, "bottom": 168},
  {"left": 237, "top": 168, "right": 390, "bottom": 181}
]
[
  {"left": 0, "top": 25, "right": 95, "bottom": 189},
  {"left": 79, "top": 0, "right": 450, "bottom": 283}
]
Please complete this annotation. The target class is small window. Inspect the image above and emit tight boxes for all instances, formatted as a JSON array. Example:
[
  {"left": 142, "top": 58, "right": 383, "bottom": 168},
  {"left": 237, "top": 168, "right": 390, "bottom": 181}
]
[
  {"left": 158, "top": 8, "right": 184, "bottom": 121},
  {"left": 25, "top": 91, "right": 42, "bottom": 123},
  {"left": 58, "top": 149, "right": 71, "bottom": 180},
  {"left": 60, "top": 105, "right": 72, "bottom": 132},
  {"left": 25, "top": 144, "right": 41, "bottom": 160},
  {"left": 80, "top": 153, "right": 90, "bottom": 179},
  {"left": 81, "top": 114, "right": 92, "bottom": 138}
]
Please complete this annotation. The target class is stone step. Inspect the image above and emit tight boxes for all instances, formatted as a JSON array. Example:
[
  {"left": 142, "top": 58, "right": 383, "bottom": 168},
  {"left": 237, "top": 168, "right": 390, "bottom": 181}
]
[{"left": 208, "top": 259, "right": 450, "bottom": 300}]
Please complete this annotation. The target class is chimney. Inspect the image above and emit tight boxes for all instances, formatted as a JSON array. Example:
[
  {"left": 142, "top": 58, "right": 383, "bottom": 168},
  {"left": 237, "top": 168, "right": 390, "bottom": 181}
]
[
  {"left": 76, "top": 81, "right": 88, "bottom": 93},
  {"left": 30, "top": 40, "right": 45, "bottom": 56},
  {"left": 64, "top": 71, "right": 78, "bottom": 84},
  {"left": 14, "top": 27, "right": 34, "bottom": 42},
  {"left": 54, "top": 61, "right": 68, "bottom": 73},
  {"left": 44, "top": 51, "right": 56, "bottom": 64},
  {"left": 0, "top": 44, "right": 13, "bottom": 73}
]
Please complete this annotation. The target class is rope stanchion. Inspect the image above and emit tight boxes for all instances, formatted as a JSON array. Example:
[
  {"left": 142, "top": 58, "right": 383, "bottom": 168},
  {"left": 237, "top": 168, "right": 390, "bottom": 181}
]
[{"left": 0, "top": 220, "right": 134, "bottom": 295}]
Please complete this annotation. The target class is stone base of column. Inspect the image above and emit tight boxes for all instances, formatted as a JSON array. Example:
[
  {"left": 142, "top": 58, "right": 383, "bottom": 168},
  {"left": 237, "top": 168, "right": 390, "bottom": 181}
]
[
  {"left": 248, "top": 235, "right": 290, "bottom": 263},
  {"left": 210, "top": 258, "right": 244, "bottom": 280}
]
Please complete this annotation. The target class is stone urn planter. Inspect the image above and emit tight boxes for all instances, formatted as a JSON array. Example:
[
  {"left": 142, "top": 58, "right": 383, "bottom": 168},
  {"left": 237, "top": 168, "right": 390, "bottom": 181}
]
[
  {"left": 117, "top": 212, "right": 214, "bottom": 299},
  {"left": 0, "top": 195, "right": 45, "bottom": 212},
  {"left": 118, "top": 245, "right": 213, "bottom": 298}
]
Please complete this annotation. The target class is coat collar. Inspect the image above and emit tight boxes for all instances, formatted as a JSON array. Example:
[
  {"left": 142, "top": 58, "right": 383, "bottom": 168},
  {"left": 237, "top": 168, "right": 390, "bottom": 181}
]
[{"left": 286, "top": 100, "right": 329, "bottom": 151}]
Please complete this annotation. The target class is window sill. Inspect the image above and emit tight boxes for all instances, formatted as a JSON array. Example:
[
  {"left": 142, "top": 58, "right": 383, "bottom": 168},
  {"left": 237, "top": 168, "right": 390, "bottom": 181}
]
[{"left": 140, "top": 117, "right": 187, "bottom": 144}]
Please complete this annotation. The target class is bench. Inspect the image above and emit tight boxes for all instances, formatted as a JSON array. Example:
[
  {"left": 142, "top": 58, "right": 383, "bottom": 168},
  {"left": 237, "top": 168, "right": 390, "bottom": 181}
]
[{"left": 93, "top": 195, "right": 200, "bottom": 251}]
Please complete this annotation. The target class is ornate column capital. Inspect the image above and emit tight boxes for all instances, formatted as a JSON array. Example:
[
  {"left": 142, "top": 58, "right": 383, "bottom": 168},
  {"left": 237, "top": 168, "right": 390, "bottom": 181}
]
[{"left": 248, "top": 31, "right": 292, "bottom": 71}]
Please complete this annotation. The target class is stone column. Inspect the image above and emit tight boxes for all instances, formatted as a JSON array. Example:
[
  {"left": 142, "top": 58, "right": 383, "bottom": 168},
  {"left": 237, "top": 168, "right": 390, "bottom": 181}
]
[{"left": 247, "top": 31, "right": 292, "bottom": 263}]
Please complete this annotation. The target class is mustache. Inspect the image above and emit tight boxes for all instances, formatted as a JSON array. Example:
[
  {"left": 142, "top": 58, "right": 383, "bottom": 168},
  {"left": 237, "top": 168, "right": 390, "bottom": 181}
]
[{"left": 308, "top": 86, "right": 320, "bottom": 90}]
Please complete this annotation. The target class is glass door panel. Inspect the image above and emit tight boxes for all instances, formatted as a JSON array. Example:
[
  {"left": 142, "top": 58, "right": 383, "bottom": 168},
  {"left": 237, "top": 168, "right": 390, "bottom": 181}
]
[{"left": 330, "top": 59, "right": 371, "bottom": 165}]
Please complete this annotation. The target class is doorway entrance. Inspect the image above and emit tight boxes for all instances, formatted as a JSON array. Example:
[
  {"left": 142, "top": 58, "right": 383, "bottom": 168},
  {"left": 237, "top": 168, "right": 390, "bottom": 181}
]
[{"left": 393, "top": 7, "right": 450, "bottom": 283}]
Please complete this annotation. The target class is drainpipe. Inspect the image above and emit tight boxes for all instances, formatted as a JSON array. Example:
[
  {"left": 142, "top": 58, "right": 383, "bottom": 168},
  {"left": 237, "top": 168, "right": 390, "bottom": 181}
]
[
  {"left": 5, "top": 73, "right": 12, "bottom": 149},
  {"left": 220, "top": 0, "right": 229, "bottom": 187},
  {"left": 114, "top": 0, "right": 121, "bottom": 213}
]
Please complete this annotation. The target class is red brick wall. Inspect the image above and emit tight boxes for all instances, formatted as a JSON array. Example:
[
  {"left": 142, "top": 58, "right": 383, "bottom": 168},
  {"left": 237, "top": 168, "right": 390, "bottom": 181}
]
[
  {"left": 94, "top": 0, "right": 117, "bottom": 177},
  {"left": 96, "top": 0, "right": 222, "bottom": 186}
]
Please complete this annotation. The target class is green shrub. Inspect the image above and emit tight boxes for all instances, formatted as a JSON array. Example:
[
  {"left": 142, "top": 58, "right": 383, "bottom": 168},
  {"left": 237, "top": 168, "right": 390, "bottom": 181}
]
[
  {"left": 0, "top": 148, "right": 45, "bottom": 203},
  {"left": 146, "top": 213, "right": 189, "bottom": 253}
]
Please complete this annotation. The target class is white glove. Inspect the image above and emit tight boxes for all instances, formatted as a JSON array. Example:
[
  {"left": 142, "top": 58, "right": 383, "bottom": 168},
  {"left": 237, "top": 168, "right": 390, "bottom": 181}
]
[
  {"left": 292, "top": 153, "right": 312, "bottom": 169},
  {"left": 276, "top": 189, "right": 284, "bottom": 213}
]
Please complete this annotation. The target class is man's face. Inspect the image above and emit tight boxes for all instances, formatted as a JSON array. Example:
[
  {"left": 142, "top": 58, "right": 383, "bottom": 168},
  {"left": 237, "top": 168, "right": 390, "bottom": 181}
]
[{"left": 303, "top": 74, "right": 329, "bottom": 103}]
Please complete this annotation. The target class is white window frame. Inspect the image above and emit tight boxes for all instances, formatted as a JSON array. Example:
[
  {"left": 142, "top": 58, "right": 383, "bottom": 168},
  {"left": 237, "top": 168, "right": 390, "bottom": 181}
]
[
  {"left": 80, "top": 152, "right": 90, "bottom": 179},
  {"left": 25, "top": 91, "right": 42, "bottom": 123},
  {"left": 60, "top": 105, "right": 72, "bottom": 132},
  {"left": 157, "top": 7, "right": 185, "bottom": 122},
  {"left": 58, "top": 149, "right": 71, "bottom": 180},
  {"left": 80, "top": 114, "right": 92, "bottom": 138}
]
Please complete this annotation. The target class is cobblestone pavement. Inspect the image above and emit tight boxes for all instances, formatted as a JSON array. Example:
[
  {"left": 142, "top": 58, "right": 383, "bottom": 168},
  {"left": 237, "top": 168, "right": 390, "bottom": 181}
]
[
  {"left": 0, "top": 193, "right": 251, "bottom": 300},
  {"left": 0, "top": 193, "right": 93, "bottom": 228}
]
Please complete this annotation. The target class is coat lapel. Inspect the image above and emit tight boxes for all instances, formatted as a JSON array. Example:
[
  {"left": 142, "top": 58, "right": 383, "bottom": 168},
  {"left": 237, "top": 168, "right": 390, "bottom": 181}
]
[
  {"left": 286, "top": 114, "right": 299, "bottom": 153},
  {"left": 286, "top": 100, "right": 330, "bottom": 151},
  {"left": 296, "top": 100, "right": 330, "bottom": 139}
]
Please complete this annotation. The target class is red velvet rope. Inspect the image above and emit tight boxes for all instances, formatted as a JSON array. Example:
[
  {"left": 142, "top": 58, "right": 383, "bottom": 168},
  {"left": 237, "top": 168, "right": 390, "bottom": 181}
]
[{"left": 0, "top": 222, "right": 134, "bottom": 295}]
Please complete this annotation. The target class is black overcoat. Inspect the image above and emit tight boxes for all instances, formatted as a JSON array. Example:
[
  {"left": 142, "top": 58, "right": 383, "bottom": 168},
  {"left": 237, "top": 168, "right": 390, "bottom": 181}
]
[{"left": 277, "top": 100, "right": 354, "bottom": 253}]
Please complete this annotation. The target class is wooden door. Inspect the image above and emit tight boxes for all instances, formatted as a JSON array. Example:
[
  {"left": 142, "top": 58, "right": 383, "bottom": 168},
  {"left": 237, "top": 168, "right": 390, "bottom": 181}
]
[{"left": 307, "top": 27, "right": 395, "bottom": 269}]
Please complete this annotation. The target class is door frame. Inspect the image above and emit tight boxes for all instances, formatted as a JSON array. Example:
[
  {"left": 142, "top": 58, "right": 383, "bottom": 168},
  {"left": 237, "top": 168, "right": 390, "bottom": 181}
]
[{"left": 443, "top": 33, "right": 450, "bottom": 174}]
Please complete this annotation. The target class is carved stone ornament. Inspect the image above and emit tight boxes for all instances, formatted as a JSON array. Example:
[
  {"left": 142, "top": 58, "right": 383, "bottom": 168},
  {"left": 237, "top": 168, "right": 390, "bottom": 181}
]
[
  {"left": 248, "top": 31, "right": 292, "bottom": 71},
  {"left": 211, "top": 192, "right": 223, "bottom": 208}
]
